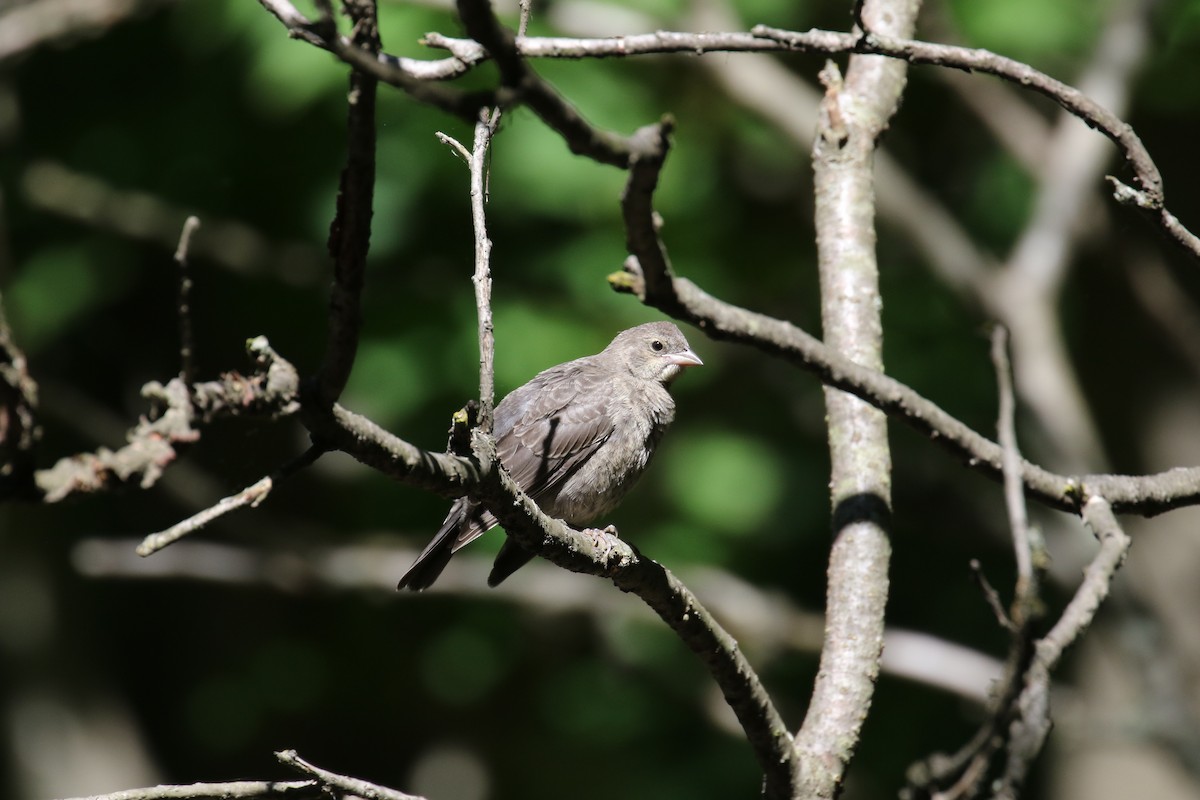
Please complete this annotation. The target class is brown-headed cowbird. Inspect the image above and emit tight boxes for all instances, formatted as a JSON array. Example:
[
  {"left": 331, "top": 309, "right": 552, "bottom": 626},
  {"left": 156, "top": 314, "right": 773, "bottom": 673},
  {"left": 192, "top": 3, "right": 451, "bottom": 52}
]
[{"left": 398, "top": 321, "right": 702, "bottom": 590}]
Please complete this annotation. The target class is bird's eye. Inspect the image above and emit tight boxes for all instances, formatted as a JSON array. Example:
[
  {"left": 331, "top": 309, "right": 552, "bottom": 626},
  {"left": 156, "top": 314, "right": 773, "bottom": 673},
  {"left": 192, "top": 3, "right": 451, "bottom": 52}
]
[{"left": 651, "top": 340, "right": 665, "bottom": 352}]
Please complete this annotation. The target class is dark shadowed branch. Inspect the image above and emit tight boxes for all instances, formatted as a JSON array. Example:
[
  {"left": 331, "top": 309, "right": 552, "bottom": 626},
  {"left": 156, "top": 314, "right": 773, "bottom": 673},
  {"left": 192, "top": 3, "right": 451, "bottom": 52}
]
[
  {"left": 0, "top": 288, "right": 39, "bottom": 500},
  {"left": 173, "top": 215, "right": 200, "bottom": 384},
  {"left": 314, "top": 0, "right": 380, "bottom": 408}
]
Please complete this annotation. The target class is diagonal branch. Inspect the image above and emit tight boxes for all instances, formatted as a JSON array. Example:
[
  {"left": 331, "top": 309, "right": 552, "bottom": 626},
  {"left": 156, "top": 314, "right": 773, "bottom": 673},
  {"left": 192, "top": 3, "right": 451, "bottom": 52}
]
[{"left": 609, "top": 111, "right": 1200, "bottom": 519}]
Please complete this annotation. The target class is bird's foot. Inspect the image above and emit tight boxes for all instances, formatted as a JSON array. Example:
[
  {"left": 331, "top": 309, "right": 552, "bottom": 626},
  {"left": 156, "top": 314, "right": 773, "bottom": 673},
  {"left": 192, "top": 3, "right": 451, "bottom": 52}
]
[{"left": 583, "top": 525, "right": 621, "bottom": 561}]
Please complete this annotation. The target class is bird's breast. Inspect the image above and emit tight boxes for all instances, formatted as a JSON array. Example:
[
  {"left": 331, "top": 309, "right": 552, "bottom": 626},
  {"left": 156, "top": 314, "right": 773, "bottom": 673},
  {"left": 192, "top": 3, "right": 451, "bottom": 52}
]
[{"left": 547, "top": 381, "right": 676, "bottom": 525}]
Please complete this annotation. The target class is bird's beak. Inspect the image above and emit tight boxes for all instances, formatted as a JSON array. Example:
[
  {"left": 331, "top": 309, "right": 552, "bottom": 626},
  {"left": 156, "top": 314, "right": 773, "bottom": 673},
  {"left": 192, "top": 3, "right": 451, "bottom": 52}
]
[{"left": 667, "top": 349, "right": 703, "bottom": 368}]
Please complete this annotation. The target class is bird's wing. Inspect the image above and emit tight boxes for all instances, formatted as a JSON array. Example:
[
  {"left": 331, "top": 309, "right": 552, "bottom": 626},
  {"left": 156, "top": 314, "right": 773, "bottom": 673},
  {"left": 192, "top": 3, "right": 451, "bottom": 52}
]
[{"left": 494, "top": 358, "right": 615, "bottom": 504}]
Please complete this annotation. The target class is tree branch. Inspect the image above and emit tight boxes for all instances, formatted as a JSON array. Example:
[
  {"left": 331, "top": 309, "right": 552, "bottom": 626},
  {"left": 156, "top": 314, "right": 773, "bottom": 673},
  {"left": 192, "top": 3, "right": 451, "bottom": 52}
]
[
  {"left": 454, "top": 0, "right": 648, "bottom": 167},
  {"left": 419, "top": 23, "right": 1200, "bottom": 259},
  {"left": 0, "top": 287, "right": 39, "bottom": 500},
  {"left": 55, "top": 780, "right": 320, "bottom": 800},
  {"left": 31, "top": 337, "right": 301, "bottom": 503},
  {"left": 314, "top": 0, "right": 379, "bottom": 407},
  {"left": 994, "top": 497, "right": 1131, "bottom": 799},
  {"left": 611, "top": 255, "right": 1200, "bottom": 516},
  {"left": 792, "top": 0, "right": 917, "bottom": 790},
  {"left": 135, "top": 443, "right": 327, "bottom": 557}
]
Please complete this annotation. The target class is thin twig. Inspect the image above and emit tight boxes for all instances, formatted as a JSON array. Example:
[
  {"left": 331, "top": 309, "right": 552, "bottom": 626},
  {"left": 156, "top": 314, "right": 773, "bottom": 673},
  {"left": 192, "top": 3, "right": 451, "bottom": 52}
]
[
  {"left": 173, "top": 215, "right": 200, "bottom": 384},
  {"left": 517, "top": 0, "right": 532, "bottom": 37},
  {"left": 903, "top": 328, "right": 1047, "bottom": 799},
  {"left": 277, "top": 750, "right": 424, "bottom": 800},
  {"left": 34, "top": 338, "right": 301, "bottom": 503},
  {"left": 991, "top": 325, "right": 1041, "bottom": 623},
  {"left": 1041, "top": 497, "right": 1131, "bottom": 668},
  {"left": 992, "top": 497, "right": 1131, "bottom": 799},
  {"left": 969, "top": 558, "right": 1015, "bottom": 633},
  {"left": 435, "top": 131, "right": 471, "bottom": 163},
  {"left": 136, "top": 443, "right": 326, "bottom": 556},
  {"left": 55, "top": 780, "right": 319, "bottom": 800},
  {"left": 469, "top": 108, "right": 501, "bottom": 430}
]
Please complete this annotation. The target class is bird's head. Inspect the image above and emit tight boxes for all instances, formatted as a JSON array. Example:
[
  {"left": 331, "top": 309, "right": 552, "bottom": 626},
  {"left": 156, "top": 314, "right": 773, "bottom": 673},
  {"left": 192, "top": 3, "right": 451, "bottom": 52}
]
[{"left": 607, "top": 321, "right": 703, "bottom": 384}]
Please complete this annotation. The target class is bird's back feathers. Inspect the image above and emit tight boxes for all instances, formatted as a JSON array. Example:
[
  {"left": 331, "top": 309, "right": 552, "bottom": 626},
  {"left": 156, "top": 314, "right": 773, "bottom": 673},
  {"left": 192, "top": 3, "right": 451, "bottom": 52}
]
[{"left": 398, "top": 322, "right": 698, "bottom": 591}]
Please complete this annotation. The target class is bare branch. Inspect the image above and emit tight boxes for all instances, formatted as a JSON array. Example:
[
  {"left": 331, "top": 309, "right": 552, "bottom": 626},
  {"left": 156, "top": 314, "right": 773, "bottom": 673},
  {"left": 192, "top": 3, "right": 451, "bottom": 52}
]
[
  {"left": 969, "top": 558, "right": 1015, "bottom": 633},
  {"left": 1040, "top": 498, "right": 1131, "bottom": 672},
  {"left": 256, "top": 0, "right": 491, "bottom": 117},
  {"left": 173, "top": 216, "right": 200, "bottom": 384},
  {"left": 135, "top": 444, "right": 326, "bottom": 557},
  {"left": 277, "top": 750, "right": 425, "bottom": 800},
  {"left": 455, "top": 0, "right": 646, "bottom": 167},
  {"left": 32, "top": 338, "right": 301, "bottom": 503},
  {"left": 992, "top": 326, "right": 1043, "bottom": 622},
  {"left": 612, "top": 256, "right": 1200, "bottom": 516},
  {"left": 53, "top": 750, "right": 425, "bottom": 800},
  {"left": 468, "top": 109, "right": 501, "bottom": 430},
  {"left": 55, "top": 780, "right": 320, "bottom": 800},
  {"left": 993, "top": 498, "right": 1131, "bottom": 799}
]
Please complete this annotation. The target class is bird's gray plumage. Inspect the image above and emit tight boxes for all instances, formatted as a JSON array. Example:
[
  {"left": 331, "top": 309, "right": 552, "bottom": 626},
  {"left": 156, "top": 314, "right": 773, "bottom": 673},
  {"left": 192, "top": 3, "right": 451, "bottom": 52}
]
[{"left": 398, "top": 321, "right": 701, "bottom": 590}]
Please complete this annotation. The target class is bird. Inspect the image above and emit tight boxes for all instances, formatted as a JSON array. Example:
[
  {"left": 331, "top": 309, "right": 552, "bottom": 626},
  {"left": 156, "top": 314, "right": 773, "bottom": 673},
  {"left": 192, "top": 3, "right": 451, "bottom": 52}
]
[{"left": 398, "top": 321, "right": 703, "bottom": 590}]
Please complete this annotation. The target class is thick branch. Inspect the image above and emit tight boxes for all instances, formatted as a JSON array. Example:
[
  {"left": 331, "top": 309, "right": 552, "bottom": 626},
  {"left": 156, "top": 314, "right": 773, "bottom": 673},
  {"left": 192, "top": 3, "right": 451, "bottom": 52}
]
[
  {"left": 793, "top": 0, "right": 917, "bottom": 790},
  {"left": 315, "top": 0, "right": 379, "bottom": 407}
]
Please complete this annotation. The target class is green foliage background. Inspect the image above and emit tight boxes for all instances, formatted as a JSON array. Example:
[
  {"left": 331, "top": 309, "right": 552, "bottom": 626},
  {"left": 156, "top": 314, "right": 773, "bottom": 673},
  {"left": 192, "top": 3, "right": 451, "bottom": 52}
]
[{"left": 2, "top": 0, "right": 1200, "bottom": 798}]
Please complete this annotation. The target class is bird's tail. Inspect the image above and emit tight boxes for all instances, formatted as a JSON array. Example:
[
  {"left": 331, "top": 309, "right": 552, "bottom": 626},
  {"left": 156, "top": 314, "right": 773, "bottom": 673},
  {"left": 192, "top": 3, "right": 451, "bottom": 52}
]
[
  {"left": 397, "top": 501, "right": 493, "bottom": 591},
  {"left": 486, "top": 537, "right": 536, "bottom": 587},
  {"left": 396, "top": 518, "right": 458, "bottom": 591}
]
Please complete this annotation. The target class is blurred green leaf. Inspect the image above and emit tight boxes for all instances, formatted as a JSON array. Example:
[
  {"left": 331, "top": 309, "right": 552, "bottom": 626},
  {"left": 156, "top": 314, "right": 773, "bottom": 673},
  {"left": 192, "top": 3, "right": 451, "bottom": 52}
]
[
  {"left": 7, "top": 245, "right": 128, "bottom": 353},
  {"left": 949, "top": 0, "right": 1098, "bottom": 61},
  {"left": 342, "top": 338, "right": 429, "bottom": 428},
  {"left": 539, "top": 661, "right": 654, "bottom": 744},
  {"left": 661, "top": 429, "right": 786, "bottom": 535},
  {"left": 419, "top": 625, "right": 508, "bottom": 705}
]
